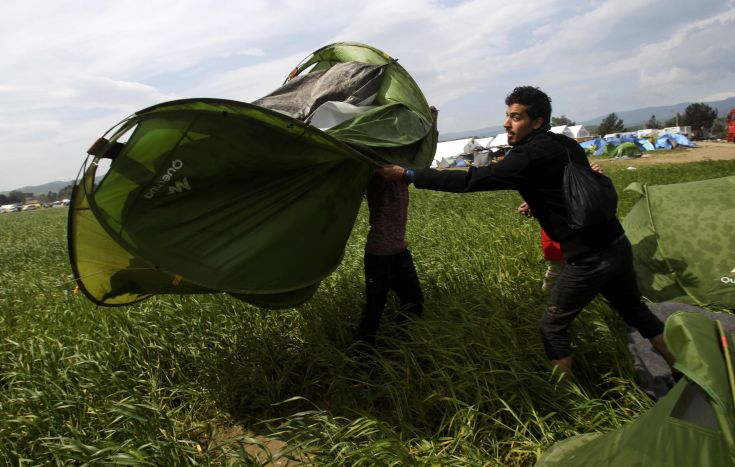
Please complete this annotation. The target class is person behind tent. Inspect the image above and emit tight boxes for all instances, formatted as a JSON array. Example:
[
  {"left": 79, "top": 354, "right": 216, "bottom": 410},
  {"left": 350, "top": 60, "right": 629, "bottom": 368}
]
[
  {"left": 355, "top": 106, "right": 438, "bottom": 347},
  {"left": 527, "top": 221, "right": 565, "bottom": 292},
  {"left": 375, "top": 86, "right": 675, "bottom": 377}
]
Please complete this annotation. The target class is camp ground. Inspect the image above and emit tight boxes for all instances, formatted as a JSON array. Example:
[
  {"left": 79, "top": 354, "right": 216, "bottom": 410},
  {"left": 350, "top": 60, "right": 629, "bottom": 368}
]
[
  {"left": 579, "top": 130, "right": 696, "bottom": 158},
  {"left": 433, "top": 124, "right": 601, "bottom": 168},
  {"left": 429, "top": 125, "right": 693, "bottom": 161},
  {"left": 55, "top": 39, "right": 735, "bottom": 465}
]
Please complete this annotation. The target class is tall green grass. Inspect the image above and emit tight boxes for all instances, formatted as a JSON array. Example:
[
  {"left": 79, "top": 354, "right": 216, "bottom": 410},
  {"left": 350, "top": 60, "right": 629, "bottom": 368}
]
[{"left": 1, "top": 160, "right": 733, "bottom": 465}]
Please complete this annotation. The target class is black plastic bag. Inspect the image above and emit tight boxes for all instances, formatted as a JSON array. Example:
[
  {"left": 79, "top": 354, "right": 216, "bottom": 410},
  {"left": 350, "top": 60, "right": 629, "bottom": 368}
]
[{"left": 563, "top": 151, "right": 618, "bottom": 229}]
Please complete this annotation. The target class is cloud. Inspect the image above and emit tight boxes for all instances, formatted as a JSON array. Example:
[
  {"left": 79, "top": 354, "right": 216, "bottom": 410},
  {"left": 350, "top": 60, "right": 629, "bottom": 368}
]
[
  {"left": 698, "top": 91, "right": 735, "bottom": 102},
  {"left": 187, "top": 54, "right": 304, "bottom": 102},
  {"left": 1, "top": 0, "right": 735, "bottom": 190}
]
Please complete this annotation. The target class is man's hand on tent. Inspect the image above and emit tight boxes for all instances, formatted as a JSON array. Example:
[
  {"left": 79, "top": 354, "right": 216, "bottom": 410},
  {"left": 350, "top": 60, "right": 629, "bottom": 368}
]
[
  {"left": 518, "top": 202, "right": 533, "bottom": 218},
  {"left": 376, "top": 164, "right": 408, "bottom": 182},
  {"left": 376, "top": 106, "right": 436, "bottom": 183}
]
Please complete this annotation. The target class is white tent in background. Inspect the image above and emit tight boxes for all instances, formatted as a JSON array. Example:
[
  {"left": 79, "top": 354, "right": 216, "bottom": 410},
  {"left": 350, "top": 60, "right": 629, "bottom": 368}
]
[
  {"left": 475, "top": 137, "right": 493, "bottom": 148},
  {"left": 463, "top": 138, "right": 486, "bottom": 154},
  {"left": 432, "top": 138, "right": 473, "bottom": 167},
  {"left": 550, "top": 125, "right": 574, "bottom": 137},
  {"left": 637, "top": 128, "right": 657, "bottom": 138},
  {"left": 567, "top": 125, "right": 590, "bottom": 138},
  {"left": 488, "top": 133, "right": 509, "bottom": 147}
]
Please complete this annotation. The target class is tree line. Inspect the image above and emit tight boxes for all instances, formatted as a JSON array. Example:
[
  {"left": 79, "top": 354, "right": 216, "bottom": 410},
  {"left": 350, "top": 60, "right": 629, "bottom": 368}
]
[
  {"left": 0, "top": 184, "right": 73, "bottom": 205},
  {"left": 554, "top": 102, "right": 725, "bottom": 139}
]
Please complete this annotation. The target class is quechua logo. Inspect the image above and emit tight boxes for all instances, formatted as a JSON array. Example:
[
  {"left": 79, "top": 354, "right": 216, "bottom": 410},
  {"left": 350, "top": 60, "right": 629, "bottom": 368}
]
[
  {"left": 144, "top": 160, "right": 191, "bottom": 198},
  {"left": 721, "top": 267, "right": 735, "bottom": 285}
]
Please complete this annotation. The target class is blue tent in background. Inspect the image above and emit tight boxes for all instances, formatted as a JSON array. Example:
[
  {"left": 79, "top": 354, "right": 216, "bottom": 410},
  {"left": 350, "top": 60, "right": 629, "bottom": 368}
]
[
  {"left": 604, "top": 136, "right": 622, "bottom": 146},
  {"left": 580, "top": 137, "right": 607, "bottom": 156},
  {"left": 580, "top": 135, "right": 653, "bottom": 157},
  {"left": 637, "top": 139, "right": 655, "bottom": 151},
  {"left": 577, "top": 131, "right": 694, "bottom": 156},
  {"left": 668, "top": 133, "right": 696, "bottom": 146},
  {"left": 620, "top": 133, "right": 638, "bottom": 143},
  {"left": 655, "top": 133, "right": 697, "bottom": 149},
  {"left": 546, "top": 129, "right": 698, "bottom": 158},
  {"left": 655, "top": 135, "right": 674, "bottom": 149},
  {"left": 654, "top": 135, "right": 674, "bottom": 149}
]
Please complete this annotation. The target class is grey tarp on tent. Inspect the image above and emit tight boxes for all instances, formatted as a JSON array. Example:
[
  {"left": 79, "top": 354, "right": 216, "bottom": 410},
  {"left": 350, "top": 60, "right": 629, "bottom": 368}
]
[
  {"left": 622, "top": 176, "right": 735, "bottom": 310},
  {"left": 253, "top": 61, "right": 385, "bottom": 120},
  {"left": 68, "top": 42, "right": 436, "bottom": 309},
  {"left": 537, "top": 311, "right": 735, "bottom": 466}
]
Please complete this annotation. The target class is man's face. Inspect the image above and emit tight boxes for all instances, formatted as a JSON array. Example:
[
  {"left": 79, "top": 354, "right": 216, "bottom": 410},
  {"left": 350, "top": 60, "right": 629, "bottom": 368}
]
[{"left": 504, "top": 103, "right": 544, "bottom": 145}]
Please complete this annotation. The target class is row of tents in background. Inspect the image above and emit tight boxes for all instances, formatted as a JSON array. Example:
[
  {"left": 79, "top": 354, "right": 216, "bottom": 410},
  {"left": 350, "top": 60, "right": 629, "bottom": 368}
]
[{"left": 433, "top": 124, "right": 697, "bottom": 168}]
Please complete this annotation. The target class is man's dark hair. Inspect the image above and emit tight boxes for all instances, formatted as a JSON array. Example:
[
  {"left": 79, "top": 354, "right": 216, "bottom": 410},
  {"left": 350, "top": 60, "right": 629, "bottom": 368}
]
[{"left": 505, "top": 86, "right": 552, "bottom": 126}]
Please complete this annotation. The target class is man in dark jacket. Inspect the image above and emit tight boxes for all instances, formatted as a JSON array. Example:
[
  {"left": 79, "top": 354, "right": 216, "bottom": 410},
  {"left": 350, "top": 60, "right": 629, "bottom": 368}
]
[{"left": 377, "top": 86, "right": 674, "bottom": 377}]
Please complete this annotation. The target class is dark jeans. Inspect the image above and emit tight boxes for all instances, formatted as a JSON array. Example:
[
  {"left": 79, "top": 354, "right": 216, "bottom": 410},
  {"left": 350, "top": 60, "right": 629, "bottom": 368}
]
[
  {"left": 357, "top": 250, "right": 423, "bottom": 346},
  {"left": 540, "top": 235, "right": 664, "bottom": 360}
]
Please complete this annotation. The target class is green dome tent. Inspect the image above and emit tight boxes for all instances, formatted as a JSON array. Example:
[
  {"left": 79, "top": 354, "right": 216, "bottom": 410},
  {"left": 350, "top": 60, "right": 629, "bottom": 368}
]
[
  {"left": 536, "top": 311, "right": 735, "bottom": 466},
  {"left": 622, "top": 176, "right": 735, "bottom": 310},
  {"left": 611, "top": 141, "right": 641, "bottom": 158},
  {"left": 68, "top": 42, "right": 437, "bottom": 309}
]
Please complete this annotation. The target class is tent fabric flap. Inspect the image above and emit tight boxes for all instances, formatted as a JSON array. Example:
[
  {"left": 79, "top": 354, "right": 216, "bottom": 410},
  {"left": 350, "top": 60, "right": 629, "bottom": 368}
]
[{"left": 621, "top": 176, "right": 735, "bottom": 309}]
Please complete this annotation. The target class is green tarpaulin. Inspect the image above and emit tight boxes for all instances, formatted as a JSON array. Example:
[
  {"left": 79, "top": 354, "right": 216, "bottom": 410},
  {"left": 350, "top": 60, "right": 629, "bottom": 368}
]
[
  {"left": 68, "top": 42, "right": 436, "bottom": 308},
  {"left": 536, "top": 311, "right": 735, "bottom": 466},
  {"left": 612, "top": 141, "right": 641, "bottom": 157},
  {"left": 622, "top": 176, "right": 735, "bottom": 310}
]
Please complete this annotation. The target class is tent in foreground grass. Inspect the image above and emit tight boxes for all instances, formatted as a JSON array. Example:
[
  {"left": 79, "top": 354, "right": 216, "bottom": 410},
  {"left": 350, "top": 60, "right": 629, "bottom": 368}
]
[
  {"left": 628, "top": 302, "right": 735, "bottom": 400},
  {"left": 622, "top": 176, "right": 735, "bottom": 310},
  {"left": 536, "top": 311, "right": 735, "bottom": 466},
  {"left": 68, "top": 42, "right": 436, "bottom": 309}
]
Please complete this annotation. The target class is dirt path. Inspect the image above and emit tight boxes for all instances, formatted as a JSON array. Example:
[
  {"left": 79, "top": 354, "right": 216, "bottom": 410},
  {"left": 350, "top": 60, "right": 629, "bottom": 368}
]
[{"left": 600, "top": 141, "right": 735, "bottom": 166}]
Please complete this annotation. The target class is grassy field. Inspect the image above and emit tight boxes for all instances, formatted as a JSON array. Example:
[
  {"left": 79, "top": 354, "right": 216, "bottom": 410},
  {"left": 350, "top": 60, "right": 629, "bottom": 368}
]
[{"left": 1, "top": 158, "right": 734, "bottom": 465}]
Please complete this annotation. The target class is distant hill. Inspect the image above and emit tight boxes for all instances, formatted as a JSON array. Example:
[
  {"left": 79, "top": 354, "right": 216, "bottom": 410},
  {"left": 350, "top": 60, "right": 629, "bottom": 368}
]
[
  {"left": 581, "top": 96, "right": 735, "bottom": 127},
  {"left": 438, "top": 96, "right": 735, "bottom": 141},
  {"left": 440, "top": 125, "right": 505, "bottom": 142},
  {"left": 1, "top": 180, "right": 75, "bottom": 196}
]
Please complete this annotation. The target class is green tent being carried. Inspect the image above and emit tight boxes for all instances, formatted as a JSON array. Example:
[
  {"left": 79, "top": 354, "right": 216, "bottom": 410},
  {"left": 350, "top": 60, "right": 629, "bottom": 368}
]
[
  {"left": 622, "top": 176, "right": 735, "bottom": 310},
  {"left": 536, "top": 311, "right": 735, "bottom": 466},
  {"left": 68, "top": 42, "right": 436, "bottom": 309}
]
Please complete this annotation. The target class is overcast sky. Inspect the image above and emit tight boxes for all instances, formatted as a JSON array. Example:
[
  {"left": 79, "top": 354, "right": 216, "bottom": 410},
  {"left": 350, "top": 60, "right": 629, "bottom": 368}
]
[{"left": 1, "top": 0, "right": 734, "bottom": 191}]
